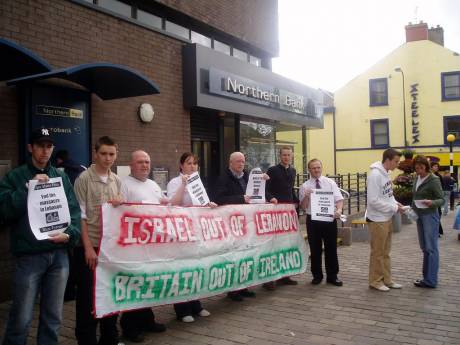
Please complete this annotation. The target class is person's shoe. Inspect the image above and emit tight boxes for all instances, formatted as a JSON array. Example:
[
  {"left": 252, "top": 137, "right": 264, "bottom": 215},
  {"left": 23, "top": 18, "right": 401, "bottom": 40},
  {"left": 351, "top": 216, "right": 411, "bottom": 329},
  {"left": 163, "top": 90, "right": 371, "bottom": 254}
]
[
  {"left": 145, "top": 322, "right": 166, "bottom": 333},
  {"left": 413, "top": 280, "right": 435, "bottom": 288},
  {"left": 227, "top": 291, "right": 243, "bottom": 301},
  {"left": 311, "top": 277, "right": 322, "bottom": 285},
  {"left": 387, "top": 282, "right": 402, "bottom": 289},
  {"left": 239, "top": 289, "right": 256, "bottom": 298},
  {"left": 326, "top": 278, "right": 343, "bottom": 286},
  {"left": 122, "top": 331, "right": 145, "bottom": 343},
  {"left": 371, "top": 285, "right": 390, "bottom": 292},
  {"left": 198, "top": 309, "right": 211, "bottom": 317},
  {"left": 263, "top": 282, "right": 276, "bottom": 291},
  {"left": 278, "top": 277, "right": 298, "bottom": 285},
  {"left": 181, "top": 315, "right": 195, "bottom": 323}
]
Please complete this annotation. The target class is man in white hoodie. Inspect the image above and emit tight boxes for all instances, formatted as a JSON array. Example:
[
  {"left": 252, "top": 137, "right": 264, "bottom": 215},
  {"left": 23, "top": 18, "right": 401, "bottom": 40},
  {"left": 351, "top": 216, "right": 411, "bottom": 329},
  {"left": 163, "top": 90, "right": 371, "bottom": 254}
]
[{"left": 366, "top": 148, "right": 404, "bottom": 291}]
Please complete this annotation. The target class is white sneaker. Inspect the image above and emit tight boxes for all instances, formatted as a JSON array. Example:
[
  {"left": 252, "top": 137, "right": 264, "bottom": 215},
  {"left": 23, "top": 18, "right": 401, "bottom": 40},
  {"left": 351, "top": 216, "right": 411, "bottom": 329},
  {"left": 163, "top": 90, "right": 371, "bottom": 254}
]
[
  {"left": 371, "top": 285, "right": 390, "bottom": 292},
  {"left": 199, "top": 309, "right": 211, "bottom": 317},
  {"left": 182, "top": 315, "right": 195, "bottom": 323},
  {"left": 387, "top": 282, "right": 402, "bottom": 289}
]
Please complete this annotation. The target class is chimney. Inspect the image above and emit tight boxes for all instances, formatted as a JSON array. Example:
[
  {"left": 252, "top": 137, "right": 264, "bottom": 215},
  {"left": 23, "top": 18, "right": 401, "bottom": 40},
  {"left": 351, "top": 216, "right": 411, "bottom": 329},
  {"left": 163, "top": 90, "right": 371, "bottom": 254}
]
[
  {"left": 405, "top": 21, "right": 428, "bottom": 42},
  {"left": 428, "top": 25, "right": 444, "bottom": 46}
]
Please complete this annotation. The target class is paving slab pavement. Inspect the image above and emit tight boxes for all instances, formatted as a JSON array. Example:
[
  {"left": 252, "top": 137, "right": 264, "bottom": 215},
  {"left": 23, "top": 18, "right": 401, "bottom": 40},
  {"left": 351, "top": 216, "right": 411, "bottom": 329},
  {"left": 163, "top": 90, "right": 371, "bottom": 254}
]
[{"left": 1, "top": 211, "right": 459, "bottom": 345}]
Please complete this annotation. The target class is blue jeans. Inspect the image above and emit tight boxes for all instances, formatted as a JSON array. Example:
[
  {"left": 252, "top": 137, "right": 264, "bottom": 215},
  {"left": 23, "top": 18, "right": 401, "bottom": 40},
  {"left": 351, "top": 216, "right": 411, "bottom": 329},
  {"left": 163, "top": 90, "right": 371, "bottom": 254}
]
[
  {"left": 2, "top": 249, "right": 69, "bottom": 345},
  {"left": 416, "top": 212, "right": 440, "bottom": 287},
  {"left": 442, "top": 191, "right": 450, "bottom": 215}
]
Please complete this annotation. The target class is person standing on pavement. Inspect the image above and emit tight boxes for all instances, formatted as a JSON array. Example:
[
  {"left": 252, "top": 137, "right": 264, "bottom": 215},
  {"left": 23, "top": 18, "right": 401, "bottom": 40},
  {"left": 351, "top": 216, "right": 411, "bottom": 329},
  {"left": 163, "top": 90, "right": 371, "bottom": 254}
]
[
  {"left": 118, "top": 150, "right": 167, "bottom": 342},
  {"left": 430, "top": 162, "right": 444, "bottom": 236},
  {"left": 167, "top": 152, "right": 212, "bottom": 321},
  {"left": 263, "top": 146, "right": 299, "bottom": 290},
  {"left": 73, "top": 136, "right": 123, "bottom": 345},
  {"left": 412, "top": 155, "right": 444, "bottom": 289},
  {"left": 366, "top": 148, "right": 404, "bottom": 292},
  {"left": 214, "top": 152, "right": 277, "bottom": 301},
  {"left": 0, "top": 128, "right": 81, "bottom": 345},
  {"left": 299, "top": 158, "right": 344, "bottom": 287},
  {"left": 441, "top": 171, "right": 455, "bottom": 215}
]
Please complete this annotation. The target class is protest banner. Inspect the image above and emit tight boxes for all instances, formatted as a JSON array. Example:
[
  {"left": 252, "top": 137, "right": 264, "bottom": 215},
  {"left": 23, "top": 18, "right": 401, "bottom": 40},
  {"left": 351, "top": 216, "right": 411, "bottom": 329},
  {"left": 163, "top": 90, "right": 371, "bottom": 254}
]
[
  {"left": 246, "top": 168, "right": 266, "bottom": 203},
  {"left": 311, "top": 190, "right": 335, "bottom": 222},
  {"left": 27, "top": 177, "right": 71, "bottom": 240},
  {"left": 186, "top": 172, "right": 210, "bottom": 206},
  {"left": 94, "top": 203, "right": 307, "bottom": 317}
]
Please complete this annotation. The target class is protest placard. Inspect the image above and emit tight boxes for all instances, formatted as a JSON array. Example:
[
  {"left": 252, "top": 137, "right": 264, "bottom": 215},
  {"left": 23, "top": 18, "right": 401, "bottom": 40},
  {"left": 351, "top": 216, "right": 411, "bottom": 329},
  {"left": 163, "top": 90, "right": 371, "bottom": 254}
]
[
  {"left": 246, "top": 168, "right": 266, "bottom": 204},
  {"left": 27, "top": 177, "right": 71, "bottom": 240},
  {"left": 311, "top": 189, "right": 335, "bottom": 222},
  {"left": 186, "top": 172, "right": 210, "bottom": 206},
  {"left": 94, "top": 203, "right": 307, "bottom": 317}
]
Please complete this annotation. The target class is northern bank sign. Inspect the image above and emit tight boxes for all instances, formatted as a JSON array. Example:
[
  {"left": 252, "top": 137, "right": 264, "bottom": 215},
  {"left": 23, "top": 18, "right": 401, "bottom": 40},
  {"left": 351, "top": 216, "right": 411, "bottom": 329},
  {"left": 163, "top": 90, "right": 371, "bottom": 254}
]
[{"left": 209, "top": 68, "right": 318, "bottom": 117}]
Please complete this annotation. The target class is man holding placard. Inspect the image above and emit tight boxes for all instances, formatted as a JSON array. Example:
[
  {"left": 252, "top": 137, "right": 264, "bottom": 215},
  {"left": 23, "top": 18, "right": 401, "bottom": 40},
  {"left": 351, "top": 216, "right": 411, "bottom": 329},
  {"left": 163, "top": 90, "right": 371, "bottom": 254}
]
[
  {"left": 263, "top": 146, "right": 299, "bottom": 290},
  {"left": 118, "top": 150, "right": 167, "bottom": 342},
  {"left": 0, "top": 128, "right": 81, "bottom": 345},
  {"left": 73, "top": 136, "right": 122, "bottom": 345},
  {"left": 299, "top": 159, "right": 344, "bottom": 287}
]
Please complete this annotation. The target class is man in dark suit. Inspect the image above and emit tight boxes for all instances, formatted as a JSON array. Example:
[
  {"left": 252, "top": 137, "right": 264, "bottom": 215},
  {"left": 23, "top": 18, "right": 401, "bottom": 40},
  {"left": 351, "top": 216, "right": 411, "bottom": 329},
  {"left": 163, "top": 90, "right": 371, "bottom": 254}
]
[
  {"left": 263, "top": 146, "right": 299, "bottom": 290},
  {"left": 214, "top": 151, "right": 276, "bottom": 301}
]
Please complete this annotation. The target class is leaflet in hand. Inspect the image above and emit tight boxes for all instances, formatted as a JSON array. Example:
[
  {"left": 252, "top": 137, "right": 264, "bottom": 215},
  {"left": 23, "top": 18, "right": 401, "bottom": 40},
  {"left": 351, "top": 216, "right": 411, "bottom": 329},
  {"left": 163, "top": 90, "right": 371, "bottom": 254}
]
[
  {"left": 186, "top": 172, "right": 210, "bottom": 206},
  {"left": 246, "top": 168, "right": 266, "bottom": 204},
  {"left": 311, "top": 189, "right": 335, "bottom": 222}
]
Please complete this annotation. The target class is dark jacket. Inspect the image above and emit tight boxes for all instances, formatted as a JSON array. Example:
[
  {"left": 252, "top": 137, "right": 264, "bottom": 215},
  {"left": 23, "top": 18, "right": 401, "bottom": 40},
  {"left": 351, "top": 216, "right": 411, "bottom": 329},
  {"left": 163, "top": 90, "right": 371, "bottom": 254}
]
[
  {"left": 0, "top": 161, "right": 81, "bottom": 256},
  {"left": 213, "top": 168, "right": 249, "bottom": 205},
  {"left": 57, "top": 159, "right": 85, "bottom": 186},
  {"left": 266, "top": 164, "right": 299, "bottom": 203},
  {"left": 411, "top": 174, "right": 444, "bottom": 216}
]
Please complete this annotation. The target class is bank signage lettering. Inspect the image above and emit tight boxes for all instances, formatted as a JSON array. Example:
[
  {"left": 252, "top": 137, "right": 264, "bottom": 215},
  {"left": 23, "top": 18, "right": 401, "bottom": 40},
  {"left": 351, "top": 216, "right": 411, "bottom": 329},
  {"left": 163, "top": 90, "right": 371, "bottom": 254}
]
[{"left": 209, "top": 68, "right": 318, "bottom": 117}]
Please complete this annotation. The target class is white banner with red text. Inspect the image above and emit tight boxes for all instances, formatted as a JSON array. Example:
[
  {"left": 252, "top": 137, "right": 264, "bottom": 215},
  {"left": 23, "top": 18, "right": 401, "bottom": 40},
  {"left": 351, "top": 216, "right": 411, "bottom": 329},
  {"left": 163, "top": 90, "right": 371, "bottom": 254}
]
[{"left": 94, "top": 203, "right": 308, "bottom": 318}]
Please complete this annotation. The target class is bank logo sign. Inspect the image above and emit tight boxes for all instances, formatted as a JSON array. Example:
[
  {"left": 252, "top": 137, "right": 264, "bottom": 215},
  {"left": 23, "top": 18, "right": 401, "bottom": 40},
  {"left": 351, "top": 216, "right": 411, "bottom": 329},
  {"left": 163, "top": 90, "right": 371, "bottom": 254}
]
[
  {"left": 209, "top": 68, "right": 319, "bottom": 117},
  {"left": 36, "top": 105, "right": 84, "bottom": 119}
]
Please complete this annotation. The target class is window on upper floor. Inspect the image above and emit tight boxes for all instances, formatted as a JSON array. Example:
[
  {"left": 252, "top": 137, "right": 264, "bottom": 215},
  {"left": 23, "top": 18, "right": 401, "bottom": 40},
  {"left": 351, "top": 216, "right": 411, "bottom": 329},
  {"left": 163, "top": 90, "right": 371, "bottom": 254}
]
[
  {"left": 442, "top": 72, "right": 460, "bottom": 101},
  {"left": 98, "top": 0, "right": 131, "bottom": 17},
  {"left": 249, "top": 55, "right": 261, "bottom": 67},
  {"left": 191, "top": 31, "right": 211, "bottom": 47},
  {"left": 137, "top": 9, "right": 162, "bottom": 29},
  {"left": 213, "top": 40, "right": 231, "bottom": 55},
  {"left": 370, "top": 119, "right": 389, "bottom": 148},
  {"left": 165, "top": 20, "right": 189, "bottom": 39},
  {"left": 369, "top": 78, "right": 388, "bottom": 106},
  {"left": 444, "top": 116, "right": 460, "bottom": 145},
  {"left": 232, "top": 48, "right": 248, "bottom": 62}
]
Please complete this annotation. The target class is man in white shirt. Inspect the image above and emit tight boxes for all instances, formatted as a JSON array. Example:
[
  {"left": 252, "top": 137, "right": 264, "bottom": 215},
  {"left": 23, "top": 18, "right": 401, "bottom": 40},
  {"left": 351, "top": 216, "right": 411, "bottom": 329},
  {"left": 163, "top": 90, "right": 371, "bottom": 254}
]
[
  {"left": 119, "top": 150, "right": 167, "bottom": 342},
  {"left": 299, "top": 159, "right": 344, "bottom": 286},
  {"left": 366, "top": 148, "right": 404, "bottom": 292}
]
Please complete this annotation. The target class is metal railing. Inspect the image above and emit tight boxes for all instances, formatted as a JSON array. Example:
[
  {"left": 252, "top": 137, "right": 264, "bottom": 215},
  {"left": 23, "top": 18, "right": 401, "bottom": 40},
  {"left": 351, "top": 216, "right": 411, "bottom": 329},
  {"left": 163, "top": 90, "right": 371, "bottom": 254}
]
[{"left": 296, "top": 173, "right": 367, "bottom": 215}]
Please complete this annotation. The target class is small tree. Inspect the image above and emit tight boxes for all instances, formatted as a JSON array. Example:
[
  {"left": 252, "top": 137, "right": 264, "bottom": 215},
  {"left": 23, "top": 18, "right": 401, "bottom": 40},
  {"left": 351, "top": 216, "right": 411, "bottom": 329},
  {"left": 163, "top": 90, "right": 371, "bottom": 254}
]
[{"left": 393, "top": 149, "right": 416, "bottom": 205}]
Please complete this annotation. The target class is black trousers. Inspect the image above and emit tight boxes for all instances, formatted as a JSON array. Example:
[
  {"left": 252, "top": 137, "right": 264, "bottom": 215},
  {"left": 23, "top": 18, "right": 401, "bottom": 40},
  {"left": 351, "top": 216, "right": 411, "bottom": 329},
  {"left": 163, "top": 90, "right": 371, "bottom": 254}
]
[
  {"left": 120, "top": 308, "right": 155, "bottom": 336},
  {"left": 438, "top": 207, "right": 444, "bottom": 235},
  {"left": 74, "top": 247, "right": 118, "bottom": 345},
  {"left": 174, "top": 300, "right": 203, "bottom": 319},
  {"left": 306, "top": 215, "right": 339, "bottom": 280}
]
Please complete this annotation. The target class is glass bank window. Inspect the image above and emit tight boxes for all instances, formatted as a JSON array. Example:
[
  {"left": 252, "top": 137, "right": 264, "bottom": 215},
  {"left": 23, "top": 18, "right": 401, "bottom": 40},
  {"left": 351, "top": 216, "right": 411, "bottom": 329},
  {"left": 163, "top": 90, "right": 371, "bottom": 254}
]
[
  {"left": 232, "top": 48, "right": 248, "bottom": 62},
  {"left": 191, "top": 31, "right": 211, "bottom": 47},
  {"left": 165, "top": 21, "right": 190, "bottom": 39},
  {"left": 249, "top": 55, "right": 261, "bottom": 67},
  {"left": 137, "top": 9, "right": 162, "bottom": 29},
  {"left": 213, "top": 40, "right": 230, "bottom": 55},
  {"left": 98, "top": 0, "right": 132, "bottom": 17},
  {"left": 240, "top": 120, "right": 276, "bottom": 172}
]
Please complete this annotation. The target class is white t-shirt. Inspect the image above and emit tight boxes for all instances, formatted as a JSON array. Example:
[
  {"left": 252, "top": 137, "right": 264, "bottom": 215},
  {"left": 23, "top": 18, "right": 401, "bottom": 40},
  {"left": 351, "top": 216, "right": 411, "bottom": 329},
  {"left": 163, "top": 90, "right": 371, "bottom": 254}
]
[
  {"left": 167, "top": 174, "right": 193, "bottom": 206},
  {"left": 416, "top": 175, "right": 429, "bottom": 191},
  {"left": 299, "top": 175, "right": 343, "bottom": 215},
  {"left": 121, "top": 175, "right": 163, "bottom": 203}
]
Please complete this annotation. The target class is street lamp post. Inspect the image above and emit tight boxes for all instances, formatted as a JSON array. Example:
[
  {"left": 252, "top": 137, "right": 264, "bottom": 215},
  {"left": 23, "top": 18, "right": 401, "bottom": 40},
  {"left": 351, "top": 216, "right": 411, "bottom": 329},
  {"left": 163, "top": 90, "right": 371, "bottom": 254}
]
[
  {"left": 447, "top": 134, "right": 456, "bottom": 213},
  {"left": 394, "top": 66, "right": 408, "bottom": 147}
]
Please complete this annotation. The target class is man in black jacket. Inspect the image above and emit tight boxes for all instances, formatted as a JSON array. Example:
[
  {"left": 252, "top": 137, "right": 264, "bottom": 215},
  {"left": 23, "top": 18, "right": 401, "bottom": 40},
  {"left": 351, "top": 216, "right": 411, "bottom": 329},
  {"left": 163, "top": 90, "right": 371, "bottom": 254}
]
[
  {"left": 263, "top": 146, "right": 299, "bottom": 290},
  {"left": 214, "top": 151, "right": 275, "bottom": 301}
]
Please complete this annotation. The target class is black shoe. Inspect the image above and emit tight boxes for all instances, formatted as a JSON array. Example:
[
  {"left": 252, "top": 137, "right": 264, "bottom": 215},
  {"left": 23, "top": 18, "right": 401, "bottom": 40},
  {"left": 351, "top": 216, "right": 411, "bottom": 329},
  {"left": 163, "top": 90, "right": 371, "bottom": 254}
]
[
  {"left": 123, "top": 331, "right": 145, "bottom": 343},
  {"left": 413, "top": 280, "right": 435, "bottom": 288},
  {"left": 144, "top": 322, "right": 166, "bottom": 333},
  {"left": 263, "top": 282, "right": 276, "bottom": 291},
  {"left": 278, "top": 277, "right": 298, "bottom": 285},
  {"left": 311, "top": 277, "right": 322, "bottom": 285},
  {"left": 227, "top": 291, "right": 244, "bottom": 301},
  {"left": 326, "top": 278, "right": 343, "bottom": 286},
  {"left": 239, "top": 289, "right": 256, "bottom": 298}
]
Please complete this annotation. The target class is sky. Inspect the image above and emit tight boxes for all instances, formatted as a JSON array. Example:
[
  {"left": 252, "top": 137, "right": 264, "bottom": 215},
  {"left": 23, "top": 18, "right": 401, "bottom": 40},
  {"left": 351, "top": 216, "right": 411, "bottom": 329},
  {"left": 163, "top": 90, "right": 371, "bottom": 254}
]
[{"left": 272, "top": 0, "right": 460, "bottom": 92}]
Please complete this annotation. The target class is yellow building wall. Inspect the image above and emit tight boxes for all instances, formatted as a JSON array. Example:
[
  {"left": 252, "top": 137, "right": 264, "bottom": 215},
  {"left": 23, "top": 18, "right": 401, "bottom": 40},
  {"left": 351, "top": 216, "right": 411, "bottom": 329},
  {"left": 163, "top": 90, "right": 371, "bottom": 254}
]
[
  {"left": 307, "top": 112, "right": 335, "bottom": 175},
  {"left": 309, "top": 39, "right": 460, "bottom": 174}
]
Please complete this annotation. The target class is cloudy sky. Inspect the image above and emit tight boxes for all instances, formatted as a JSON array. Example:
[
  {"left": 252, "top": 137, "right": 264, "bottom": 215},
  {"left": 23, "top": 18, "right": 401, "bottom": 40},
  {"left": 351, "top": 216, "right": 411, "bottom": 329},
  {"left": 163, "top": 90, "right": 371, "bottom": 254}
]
[{"left": 272, "top": 0, "right": 460, "bottom": 92}]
